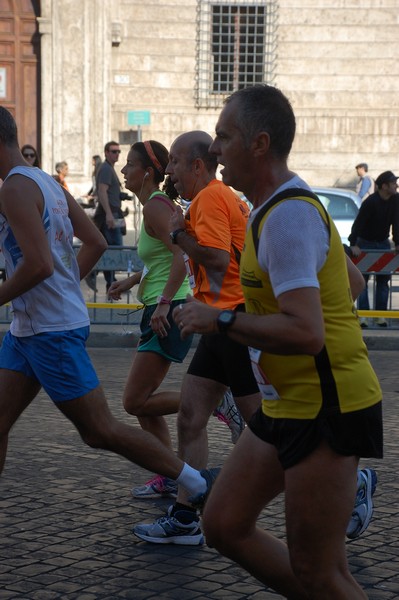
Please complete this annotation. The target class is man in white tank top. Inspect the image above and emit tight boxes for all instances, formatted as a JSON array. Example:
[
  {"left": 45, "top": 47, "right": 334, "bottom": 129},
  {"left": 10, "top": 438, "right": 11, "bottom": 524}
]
[{"left": 0, "top": 107, "right": 218, "bottom": 518}]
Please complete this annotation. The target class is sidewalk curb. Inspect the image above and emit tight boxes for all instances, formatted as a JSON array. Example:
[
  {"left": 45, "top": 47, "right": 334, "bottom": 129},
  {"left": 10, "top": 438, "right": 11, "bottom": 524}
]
[
  {"left": 83, "top": 331, "right": 398, "bottom": 350},
  {"left": 362, "top": 334, "right": 399, "bottom": 351},
  {"left": 87, "top": 330, "right": 140, "bottom": 347},
  {"left": 0, "top": 329, "right": 396, "bottom": 350}
]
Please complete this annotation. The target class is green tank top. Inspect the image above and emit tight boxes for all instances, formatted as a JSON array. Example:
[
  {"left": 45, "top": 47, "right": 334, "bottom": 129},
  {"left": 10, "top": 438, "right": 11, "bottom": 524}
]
[{"left": 137, "top": 191, "right": 191, "bottom": 305}]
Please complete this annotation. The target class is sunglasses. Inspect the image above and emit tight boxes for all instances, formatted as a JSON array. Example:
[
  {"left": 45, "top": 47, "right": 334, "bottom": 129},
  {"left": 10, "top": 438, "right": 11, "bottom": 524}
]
[
  {"left": 23, "top": 153, "right": 36, "bottom": 158},
  {"left": 109, "top": 149, "right": 121, "bottom": 154}
]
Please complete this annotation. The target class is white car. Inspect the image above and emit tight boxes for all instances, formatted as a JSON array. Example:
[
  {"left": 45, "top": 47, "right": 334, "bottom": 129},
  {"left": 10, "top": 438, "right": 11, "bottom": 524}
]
[
  {"left": 239, "top": 186, "right": 361, "bottom": 246},
  {"left": 312, "top": 187, "right": 361, "bottom": 245}
]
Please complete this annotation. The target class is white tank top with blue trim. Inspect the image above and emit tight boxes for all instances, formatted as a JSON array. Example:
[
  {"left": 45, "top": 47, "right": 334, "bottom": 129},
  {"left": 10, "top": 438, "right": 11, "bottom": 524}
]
[{"left": 0, "top": 166, "right": 90, "bottom": 336}]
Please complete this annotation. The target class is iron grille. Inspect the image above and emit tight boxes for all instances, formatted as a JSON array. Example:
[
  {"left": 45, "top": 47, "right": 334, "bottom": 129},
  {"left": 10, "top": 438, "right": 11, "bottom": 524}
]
[{"left": 196, "top": 0, "right": 278, "bottom": 109}]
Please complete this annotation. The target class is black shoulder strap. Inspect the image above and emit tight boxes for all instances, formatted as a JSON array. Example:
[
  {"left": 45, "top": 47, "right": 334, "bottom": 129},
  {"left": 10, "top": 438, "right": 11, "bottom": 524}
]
[
  {"left": 251, "top": 187, "right": 330, "bottom": 255},
  {"left": 231, "top": 243, "right": 242, "bottom": 266}
]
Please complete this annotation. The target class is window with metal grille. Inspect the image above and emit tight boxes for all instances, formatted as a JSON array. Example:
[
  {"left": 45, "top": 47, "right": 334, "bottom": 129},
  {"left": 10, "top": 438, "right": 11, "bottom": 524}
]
[{"left": 196, "top": 0, "right": 278, "bottom": 109}]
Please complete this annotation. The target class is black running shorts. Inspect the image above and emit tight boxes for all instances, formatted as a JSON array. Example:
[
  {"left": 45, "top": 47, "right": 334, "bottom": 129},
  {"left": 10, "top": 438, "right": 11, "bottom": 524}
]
[
  {"left": 249, "top": 401, "right": 383, "bottom": 469},
  {"left": 187, "top": 331, "right": 259, "bottom": 397}
]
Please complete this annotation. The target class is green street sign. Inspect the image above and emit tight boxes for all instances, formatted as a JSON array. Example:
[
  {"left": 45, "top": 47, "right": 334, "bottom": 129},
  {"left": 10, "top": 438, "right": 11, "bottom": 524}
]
[{"left": 127, "top": 110, "right": 151, "bottom": 126}]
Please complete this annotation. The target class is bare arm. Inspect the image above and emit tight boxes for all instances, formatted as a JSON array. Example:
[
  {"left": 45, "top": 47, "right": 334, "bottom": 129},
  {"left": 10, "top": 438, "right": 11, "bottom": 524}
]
[
  {"left": 345, "top": 254, "right": 365, "bottom": 301},
  {"left": 144, "top": 200, "right": 190, "bottom": 335},
  {"left": 108, "top": 271, "right": 142, "bottom": 300},
  {"left": 0, "top": 175, "right": 54, "bottom": 305},
  {"left": 175, "top": 286, "right": 325, "bottom": 356},
  {"left": 147, "top": 201, "right": 187, "bottom": 299},
  {"left": 170, "top": 205, "right": 230, "bottom": 271},
  {"left": 65, "top": 190, "right": 107, "bottom": 278}
]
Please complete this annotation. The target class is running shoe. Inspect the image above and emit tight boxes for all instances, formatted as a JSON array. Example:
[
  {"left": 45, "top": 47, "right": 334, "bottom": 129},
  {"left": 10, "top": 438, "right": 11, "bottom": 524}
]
[
  {"left": 213, "top": 389, "right": 245, "bottom": 444},
  {"left": 131, "top": 474, "right": 178, "bottom": 499},
  {"left": 189, "top": 467, "right": 221, "bottom": 511},
  {"left": 375, "top": 317, "right": 387, "bottom": 327},
  {"left": 346, "top": 468, "right": 377, "bottom": 540},
  {"left": 133, "top": 507, "right": 204, "bottom": 545}
]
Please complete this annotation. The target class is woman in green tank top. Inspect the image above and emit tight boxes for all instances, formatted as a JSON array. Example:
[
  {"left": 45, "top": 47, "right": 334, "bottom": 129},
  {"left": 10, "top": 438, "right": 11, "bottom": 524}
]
[{"left": 108, "top": 141, "right": 192, "bottom": 499}]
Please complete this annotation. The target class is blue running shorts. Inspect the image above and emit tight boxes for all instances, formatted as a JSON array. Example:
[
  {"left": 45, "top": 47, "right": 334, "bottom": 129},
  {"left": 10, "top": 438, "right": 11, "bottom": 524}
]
[{"left": 0, "top": 327, "right": 99, "bottom": 402}]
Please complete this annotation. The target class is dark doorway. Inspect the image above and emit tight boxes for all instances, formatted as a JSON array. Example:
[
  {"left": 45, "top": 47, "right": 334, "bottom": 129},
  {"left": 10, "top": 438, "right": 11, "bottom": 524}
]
[{"left": 0, "top": 0, "right": 41, "bottom": 157}]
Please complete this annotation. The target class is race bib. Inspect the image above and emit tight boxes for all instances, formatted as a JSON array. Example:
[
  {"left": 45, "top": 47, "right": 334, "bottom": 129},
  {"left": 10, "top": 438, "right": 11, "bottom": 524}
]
[
  {"left": 183, "top": 252, "right": 195, "bottom": 289},
  {"left": 248, "top": 346, "right": 280, "bottom": 401}
]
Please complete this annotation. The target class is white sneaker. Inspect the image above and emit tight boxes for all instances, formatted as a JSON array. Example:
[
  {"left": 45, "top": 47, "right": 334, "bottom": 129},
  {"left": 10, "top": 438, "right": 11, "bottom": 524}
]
[
  {"left": 131, "top": 474, "right": 177, "bottom": 499},
  {"left": 213, "top": 389, "right": 245, "bottom": 444},
  {"left": 346, "top": 468, "right": 377, "bottom": 540},
  {"left": 375, "top": 317, "right": 387, "bottom": 327}
]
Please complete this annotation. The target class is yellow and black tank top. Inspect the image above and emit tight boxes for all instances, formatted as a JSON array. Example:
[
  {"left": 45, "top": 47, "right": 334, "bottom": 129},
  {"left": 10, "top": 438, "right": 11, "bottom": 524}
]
[{"left": 240, "top": 188, "right": 382, "bottom": 419}]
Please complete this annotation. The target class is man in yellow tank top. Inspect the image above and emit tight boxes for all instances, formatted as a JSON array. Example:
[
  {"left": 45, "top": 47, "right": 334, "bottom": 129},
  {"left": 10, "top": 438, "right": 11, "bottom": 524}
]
[{"left": 174, "top": 86, "right": 382, "bottom": 598}]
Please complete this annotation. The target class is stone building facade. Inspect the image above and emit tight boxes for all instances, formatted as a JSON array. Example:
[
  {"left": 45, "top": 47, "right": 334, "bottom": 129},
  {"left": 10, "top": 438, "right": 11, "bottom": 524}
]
[{"left": 3, "top": 0, "right": 399, "bottom": 198}]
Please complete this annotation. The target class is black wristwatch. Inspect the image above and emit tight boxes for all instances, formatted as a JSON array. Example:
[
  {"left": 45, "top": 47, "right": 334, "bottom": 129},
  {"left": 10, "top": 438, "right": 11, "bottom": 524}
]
[
  {"left": 216, "top": 310, "right": 236, "bottom": 333},
  {"left": 170, "top": 228, "right": 186, "bottom": 244}
]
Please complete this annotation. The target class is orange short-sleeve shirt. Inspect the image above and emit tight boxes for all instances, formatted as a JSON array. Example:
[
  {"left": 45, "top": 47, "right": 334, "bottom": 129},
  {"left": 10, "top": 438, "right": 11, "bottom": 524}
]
[{"left": 185, "top": 179, "right": 249, "bottom": 308}]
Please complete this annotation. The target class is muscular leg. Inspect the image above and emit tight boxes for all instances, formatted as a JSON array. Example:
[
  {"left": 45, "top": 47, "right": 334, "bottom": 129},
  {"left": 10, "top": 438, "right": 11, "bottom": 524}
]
[
  {"left": 57, "top": 384, "right": 185, "bottom": 479},
  {"left": 0, "top": 369, "right": 41, "bottom": 475},
  {"left": 123, "top": 351, "right": 179, "bottom": 449},
  {"left": 286, "top": 441, "right": 366, "bottom": 599},
  {"left": 204, "top": 432, "right": 366, "bottom": 599},
  {"left": 203, "top": 427, "right": 307, "bottom": 599},
  {"left": 176, "top": 373, "right": 226, "bottom": 504}
]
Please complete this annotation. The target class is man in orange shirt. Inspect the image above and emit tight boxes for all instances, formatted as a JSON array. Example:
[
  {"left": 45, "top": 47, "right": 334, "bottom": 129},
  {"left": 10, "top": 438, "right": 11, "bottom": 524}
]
[{"left": 133, "top": 131, "right": 261, "bottom": 545}]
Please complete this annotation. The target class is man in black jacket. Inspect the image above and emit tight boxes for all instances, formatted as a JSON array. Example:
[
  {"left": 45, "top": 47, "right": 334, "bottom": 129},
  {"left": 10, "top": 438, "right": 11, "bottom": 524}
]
[{"left": 349, "top": 170, "right": 399, "bottom": 326}]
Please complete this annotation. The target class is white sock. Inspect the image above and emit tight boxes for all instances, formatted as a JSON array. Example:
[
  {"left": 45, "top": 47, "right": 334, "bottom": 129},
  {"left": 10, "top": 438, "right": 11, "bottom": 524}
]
[{"left": 176, "top": 463, "right": 206, "bottom": 496}]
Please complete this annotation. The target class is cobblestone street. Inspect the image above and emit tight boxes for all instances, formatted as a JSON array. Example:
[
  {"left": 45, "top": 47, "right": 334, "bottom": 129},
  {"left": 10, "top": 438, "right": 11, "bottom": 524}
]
[{"left": 0, "top": 347, "right": 398, "bottom": 599}]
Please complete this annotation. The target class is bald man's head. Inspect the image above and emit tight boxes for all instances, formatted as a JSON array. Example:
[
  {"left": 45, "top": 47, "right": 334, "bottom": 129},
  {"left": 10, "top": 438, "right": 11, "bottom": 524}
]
[
  {"left": 166, "top": 131, "right": 218, "bottom": 200},
  {"left": 171, "top": 131, "right": 217, "bottom": 173}
]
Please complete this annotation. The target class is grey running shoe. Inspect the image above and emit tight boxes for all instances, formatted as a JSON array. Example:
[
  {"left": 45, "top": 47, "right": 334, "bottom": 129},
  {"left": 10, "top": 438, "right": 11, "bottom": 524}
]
[
  {"left": 213, "top": 389, "right": 245, "bottom": 444},
  {"left": 189, "top": 467, "right": 221, "bottom": 511},
  {"left": 133, "top": 507, "right": 204, "bottom": 545},
  {"left": 131, "top": 474, "right": 177, "bottom": 499},
  {"left": 346, "top": 468, "right": 377, "bottom": 540}
]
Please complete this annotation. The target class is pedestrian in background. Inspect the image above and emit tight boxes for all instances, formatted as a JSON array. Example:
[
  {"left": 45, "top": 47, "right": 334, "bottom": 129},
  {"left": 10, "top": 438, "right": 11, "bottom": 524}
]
[
  {"left": 21, "top": 144, "right": 41, "bottom": 168},
  {"left": 88, "top": 154, "right": 102, "bottom": 203},
  {"left": 349, "top": 170, "right": 399, "bottom": 327},
  {"left": 94, "top": 141, "right": 126, "bottom": 291},
  {"left": 52, "top": 160, "right": 70, "bottom": 191},
  {"left": 355, "top": 162, "right": 374, "bottom": 202},
  {"left": 81, "top": 155, "right": 103, "bottom": 292}
]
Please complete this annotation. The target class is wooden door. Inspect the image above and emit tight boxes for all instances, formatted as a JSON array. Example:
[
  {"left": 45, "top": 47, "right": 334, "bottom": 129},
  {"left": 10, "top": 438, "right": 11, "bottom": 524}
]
[{"left": 0, "top": 0, "right": 40, "bottom": 154}]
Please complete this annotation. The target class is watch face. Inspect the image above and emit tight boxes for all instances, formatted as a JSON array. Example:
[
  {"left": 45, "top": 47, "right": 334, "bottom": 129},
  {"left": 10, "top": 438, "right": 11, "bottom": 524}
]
[
  {"left": 219, "top": 311, "right": 233, "bottom": 324},
  {"left": 217, "top": 310, "right": 236, "bottom": 332}
]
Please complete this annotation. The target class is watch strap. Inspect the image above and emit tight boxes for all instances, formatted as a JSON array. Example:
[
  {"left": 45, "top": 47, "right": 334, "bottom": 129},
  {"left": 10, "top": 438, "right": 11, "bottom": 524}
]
[{"left": 170, "top": 228, "right": 186, "bottom": 244}]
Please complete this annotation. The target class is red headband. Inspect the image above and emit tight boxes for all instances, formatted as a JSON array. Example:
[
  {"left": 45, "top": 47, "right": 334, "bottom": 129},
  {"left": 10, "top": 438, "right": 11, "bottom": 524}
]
[{"left": 144, "top": 141, "right": 164, "bottom": 175}]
